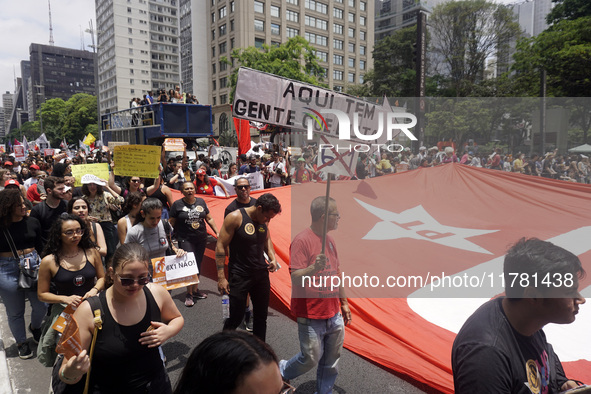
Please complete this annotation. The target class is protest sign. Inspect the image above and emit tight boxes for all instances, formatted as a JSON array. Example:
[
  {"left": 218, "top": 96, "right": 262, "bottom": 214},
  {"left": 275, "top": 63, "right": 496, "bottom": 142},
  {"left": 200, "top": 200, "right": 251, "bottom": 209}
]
[
  {"left": 55, "top": 316, "right": 83, "bottom": 360},
  {"left": 164, "top": 138, "right": 185, "bottom": 151},
  {"left": 44, "top": 149, "right": 55, "bottom": 157},
  {"left": 71, "top": 163, "right": 110, "bottom": 187},
  {"left": 107, "top": 141, "right": 129, "bottom": 150},
  {"left": 14, "top": 145, "right": 25, "bottom": 162},
  {"left": 213, "top": 172, "right": 264, "bottom": 196},
  {"left": 113, "top": 144, "right": 160, "bottom": 178},
  {"left": 151, "top": 252, "right": 199, "bottom": 290}
]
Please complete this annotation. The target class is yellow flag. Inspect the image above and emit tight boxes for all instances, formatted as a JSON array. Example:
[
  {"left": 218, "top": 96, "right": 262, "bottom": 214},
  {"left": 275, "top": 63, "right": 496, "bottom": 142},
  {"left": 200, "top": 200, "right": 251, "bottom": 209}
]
[{"left": 83, "top": 133, "right": 96, "bottom": 146}]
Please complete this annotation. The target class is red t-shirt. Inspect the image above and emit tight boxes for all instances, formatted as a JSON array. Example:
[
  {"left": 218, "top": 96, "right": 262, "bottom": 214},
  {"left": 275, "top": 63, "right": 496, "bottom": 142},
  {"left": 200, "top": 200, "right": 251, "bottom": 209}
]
[
  {"left": 289, "top": 228, "right": 340, "bottom": 319},
  {"left": 26, "top": 184, "right": 41, "bottom": 202},
  {"left": 195, "top": 178, "right": 218, "bottom": 195}
]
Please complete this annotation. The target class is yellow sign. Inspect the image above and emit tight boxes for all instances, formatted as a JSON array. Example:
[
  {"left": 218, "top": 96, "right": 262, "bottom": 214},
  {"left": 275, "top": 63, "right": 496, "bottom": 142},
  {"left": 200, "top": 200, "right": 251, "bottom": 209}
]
[
  {"left": 71, "top": 163, "right": 110, "bottom": 187},
  {"left": 164, "top": 138, "right": 185, "bottom": 152},
  {"left": 107, "top": 141, "right": 129, "bottom": 150},
  {"left": 83, "top": 133, "right": 96, "bottom": 146},
  {"left": 113, "top": 144, "right": 161, "bottom": 179}
]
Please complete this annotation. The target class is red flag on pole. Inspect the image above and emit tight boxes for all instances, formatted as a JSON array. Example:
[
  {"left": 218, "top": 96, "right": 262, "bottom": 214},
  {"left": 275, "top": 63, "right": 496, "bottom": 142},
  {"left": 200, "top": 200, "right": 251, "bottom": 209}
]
[{"left": 233, "top": 118, "right": 251, "bottom": 156}]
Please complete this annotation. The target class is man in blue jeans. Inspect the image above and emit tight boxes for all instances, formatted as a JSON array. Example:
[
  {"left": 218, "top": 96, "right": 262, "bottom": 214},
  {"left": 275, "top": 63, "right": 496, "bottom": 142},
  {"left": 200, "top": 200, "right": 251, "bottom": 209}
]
[{"left": 280, "top": 196, "right": 352, "bottom": 394}]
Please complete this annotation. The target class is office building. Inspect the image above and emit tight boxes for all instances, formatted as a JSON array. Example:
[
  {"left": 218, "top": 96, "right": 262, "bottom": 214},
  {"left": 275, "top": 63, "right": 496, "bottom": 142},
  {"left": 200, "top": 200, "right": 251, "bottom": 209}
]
[
  {"left": 2, "top": 92, "right": 14, "bottom": 137},
  {"left": 29, "top": 43, "right": 96, "bottom": 121},
  {"left": 95, "top": 0, "right": 181, "bottom": 115},
  {"left": 374, "top": 0, "right": 445, "bottom": 41}
]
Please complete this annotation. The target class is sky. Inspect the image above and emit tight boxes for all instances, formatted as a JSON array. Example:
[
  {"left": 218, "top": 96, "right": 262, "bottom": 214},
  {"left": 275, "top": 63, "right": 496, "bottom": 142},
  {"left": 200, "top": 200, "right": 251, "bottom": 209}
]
[{"left": 0, "top": 0, "right": 522, "bottom": 104}]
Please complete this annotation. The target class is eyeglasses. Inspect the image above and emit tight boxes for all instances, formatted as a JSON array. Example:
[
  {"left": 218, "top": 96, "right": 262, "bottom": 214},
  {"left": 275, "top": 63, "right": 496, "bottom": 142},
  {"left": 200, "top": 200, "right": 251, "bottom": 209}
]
[
  {"left": 130, "top": 179, "right": 140, "bottom": 183},
  {"left": 235, "top": 185, "right": 250, "bottom": 190},
  {"left": 37, "top": 175, "right": 46, "bottom": 179},
  {"left": 280, "top": 381, "right": 295, "bottom": 394},
  {"left": 116, "top": 274, "right": 151, "bottom": 287},
  {"left": 63, "top": 228, "right": 85, "bottom": 237}
]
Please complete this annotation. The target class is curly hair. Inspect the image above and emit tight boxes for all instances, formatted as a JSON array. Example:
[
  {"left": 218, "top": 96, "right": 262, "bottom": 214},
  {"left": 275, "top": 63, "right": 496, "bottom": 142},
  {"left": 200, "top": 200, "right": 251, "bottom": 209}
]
[
  {"left": 41, "top": 214, "right": 98, "bottom": 266},
  {"left": 0, "top": 189, "right": 24, "bottom": 228},
  {"left": 122, "top": 191, "right": 146, "bottom": 216}
]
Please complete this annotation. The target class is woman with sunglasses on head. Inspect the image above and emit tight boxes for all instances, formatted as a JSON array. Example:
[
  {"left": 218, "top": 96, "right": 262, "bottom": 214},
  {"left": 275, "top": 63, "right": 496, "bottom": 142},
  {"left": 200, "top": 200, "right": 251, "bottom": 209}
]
[
  {"left": 169, "top": 181, "right": 219, "bottom": 307},
  {"left": 58, "top": 243, "right": 184, "bottom": 393},
  {"left": 37, "top": 214, "right": 105, "bottom": 366},
  {"left": 0, "top": 189, "right": 46, "bottom": 359},
  {"left": 194, "top": 168, "right": 229, "bottom": 197},
  {"left": 67, "top": 197, "right": 107, "bottom": 258}
]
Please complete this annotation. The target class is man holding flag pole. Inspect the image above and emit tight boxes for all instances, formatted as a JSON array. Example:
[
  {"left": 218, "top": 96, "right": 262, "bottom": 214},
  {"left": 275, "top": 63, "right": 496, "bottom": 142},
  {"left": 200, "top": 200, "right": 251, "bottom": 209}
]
[{"left": 280, "top": 177, "right": 352, "bottom": 394}]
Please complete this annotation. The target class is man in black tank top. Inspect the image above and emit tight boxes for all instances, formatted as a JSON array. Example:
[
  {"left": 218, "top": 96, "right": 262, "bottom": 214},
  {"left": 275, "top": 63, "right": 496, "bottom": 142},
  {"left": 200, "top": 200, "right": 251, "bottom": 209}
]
[{"left": 216, "top": 193, "right": 281, "bottom": 341}]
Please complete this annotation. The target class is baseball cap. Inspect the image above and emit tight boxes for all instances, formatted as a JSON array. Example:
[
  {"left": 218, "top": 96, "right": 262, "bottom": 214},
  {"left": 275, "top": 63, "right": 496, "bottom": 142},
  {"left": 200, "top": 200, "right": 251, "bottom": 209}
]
[
  {"left": 4, "top": 161, "right": 13, "bottom": 166},
  {"left": 197, "top": 169, "right": 206, "bottom": 175},
  {"left": 30, "top": 164, "right": 40, "bottom": 170},
  {"left": 4, "top": 179, "right": 19, "bottom": 187}
]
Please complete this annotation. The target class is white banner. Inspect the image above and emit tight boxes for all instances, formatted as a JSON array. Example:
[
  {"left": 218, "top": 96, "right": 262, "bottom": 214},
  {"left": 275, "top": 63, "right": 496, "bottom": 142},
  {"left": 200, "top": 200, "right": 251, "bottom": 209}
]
[
  {"left": 213, "top": 172, "right": 264, "bottom": 196},
  {"left": 164, "top": 252, "right": 199, "bottom": 281}
]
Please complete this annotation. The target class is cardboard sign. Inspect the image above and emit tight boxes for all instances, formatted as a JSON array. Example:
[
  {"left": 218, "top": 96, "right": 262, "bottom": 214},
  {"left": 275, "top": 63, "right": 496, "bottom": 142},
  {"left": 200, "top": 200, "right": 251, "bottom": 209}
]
[
  {"left": 213, "top": 172, "right": 264, "bottom": 196},
  {"left": 44, "top": 149, "right": 55, "bottom": 157},
  {"left": 164, "top": 138, "right": 185, "bottom": 152},
  {"left": 0, "top": 144, "right": 5, "bottom": 154},
  {"left": 55, "top": 315, "right": 83, "bottom": 360},
  {"left": 151, "top": 252, "right": 199, "bottom": 290},
  {"left": 14, "top": 145, "right": 25, "bottom": 162},
  {"left": 113, "top": 145, "right": 161, "bottom": 179},
  {"left": 71, "top": 163, "right": 110, "bottom": 187},
  {"left": 52, "top": 304, "right": 78, "bottom": 333}
]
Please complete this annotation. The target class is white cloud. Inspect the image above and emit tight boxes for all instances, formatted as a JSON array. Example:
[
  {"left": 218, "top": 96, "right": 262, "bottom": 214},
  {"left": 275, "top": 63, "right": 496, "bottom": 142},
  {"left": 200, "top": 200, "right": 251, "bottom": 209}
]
[{"left": 0, "top": 0, "right": 95, "bottom": 98}]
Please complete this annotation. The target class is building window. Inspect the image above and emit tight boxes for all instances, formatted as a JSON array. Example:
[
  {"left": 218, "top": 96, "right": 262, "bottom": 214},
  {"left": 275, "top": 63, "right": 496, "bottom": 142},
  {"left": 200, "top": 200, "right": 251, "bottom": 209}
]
[
  {"left": 286, "top": 10, "right": 299, "bottom": 22},
  {"left": 231, "top": 1, "right": 234, "bottom": 12},
  {"left": 348, "top": 57, "right": 355, "bottom": 67},
  {"left": 333, "top": 24, "right": 343, "bottom": 35},
  {"left": 333, "top": 70, "right": 343, "bottom": 80},
  {"left": 360, "top": 45, "right": 366, "bottom": 55},
  {"left": 305, "top": 32, "right": 327, "bottom": 46},
  {"left": 219, "top": 6, "right": 226, "bottom": 18},
  {"left": 348, "top": 27, "right": 355, "bottom": 38},
  {"left": 220, "top": 77, "right": 227, "bottom": 88},
  {"left": 271, "top": 5, "right": 280, "bottom": 17},
  {"left": 231, "top": 37, "right": 235, "bottom": 49},
  {"left": 128, "top": 28, "right": 133, "bottom": 34},
  {"left": 333, "top": 39, "right": 343, "bottom": 50},
  {"left": 271, "top": 23, "right": 280, "bottom": 35},
  {"left": 333, "top": 54, "right": 343, "bottom": 65},
  {"left": 359, "top": 74, "right": 364, "bottom": 83},
  {"left": 286, "top": 27, "right": 299, "bottom": 38},
  {"left": 127, "top": 7, "right": 132, "bottom": 13},
  {"left": 212, "top": 63, "right": 216, "bottom": 74},
  {"left": 315, "top": 50, "right": 328, "bottom": 62},
  {"left": 348, "top": 12, "right": 355, "bottom": 23},
  {"left": 128, "top": 17, "right": 132, "bottom": 23},
  {"left": 212, "top": 80, "right": 216, "bottom": 90},
  {"left": 287, "top": 0, "right": 298, "bottom": 4},
  {"left": 254, "top": 1, "right": 264, "bottom": 13},
  {"left": 212, "top": 46, "right": 216, "bottom": 57},
  {"left": 305, "top": 0, "right": 327, "bottom": 14},
  {"left": 348, "top": 72, "right": 355, "bottom": 83},
  {"left": 360, "top": 31, "right": 366, "bottom": 41},
  {"left": 334, "top": 8, "right": 343, "bottom": 19},
  {"left": 213, "top": 97, "right": 217, "bottom": 106},
  {"left": 219, "top": 24, "right": 226, "bottom": 36},
  {"left": 211, "top": 29, "right": 215, "bottom": 40},
  {"left": 348, "top": 0, "right": 355, "bottom": 6},
  {"left": 219, "top": 42, "right": 227, "bottom": 53},
  {"left": 360, "top": 1, "right": 366, "bottom": 11},
  {"left": 360, "top": 59, "right": 366, "bottom": 70},
  {"left": 211, "top": 13, "right": 215, "bottom": 23},
  {"left": 255, "top": 37, "right": 265, "bottom": 48},
  {"left": 360, "top": 16, "right": 366, "bottom": 26},
  {"left": 348, "top": 42, "right": 355, "bottom": 52},
  {"left": 254, "top": 19, "right": 264, "bottom": 32},
  {"left": 305, "top": 15, "right": 328, "bottom": 30},
  {"left": 130, "top": 79, "right": 134, "bottom": 84},
  {"left": 220, "top": 94, "right": 227, "bottom": 104},
  {"left": 129, "top": 38, "right": 133, "bottom": 44}
]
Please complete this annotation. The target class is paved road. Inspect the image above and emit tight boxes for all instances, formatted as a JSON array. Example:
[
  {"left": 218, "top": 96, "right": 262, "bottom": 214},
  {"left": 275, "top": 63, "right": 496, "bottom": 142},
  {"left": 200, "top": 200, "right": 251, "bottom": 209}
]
[{"left": 0, "top": 249, "right": 438, "bottom": 394}]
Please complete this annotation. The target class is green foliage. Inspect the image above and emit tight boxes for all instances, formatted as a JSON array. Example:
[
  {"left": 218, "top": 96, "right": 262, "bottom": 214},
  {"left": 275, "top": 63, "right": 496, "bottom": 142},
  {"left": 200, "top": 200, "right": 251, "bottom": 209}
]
[
  {"left": 429, "top": 0, "right": 521, "bottom": 96},
  {"left": 511, "top": 16, "right": 591, "bottom": 97},
  {"left": 547, "top": 0, "right": 591, "bottom": 24},
  {"left": 227, "top": 36, "right": 327, "bottom": 102}
]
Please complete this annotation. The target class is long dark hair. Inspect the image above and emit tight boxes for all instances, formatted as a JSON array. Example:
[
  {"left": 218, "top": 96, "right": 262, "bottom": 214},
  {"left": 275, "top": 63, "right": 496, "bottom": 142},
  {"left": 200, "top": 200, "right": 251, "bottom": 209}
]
[
  {"left": 0, "top": 189, "right": 23, "bottom": 228},
  {"left": 173, "top": 331, "right": 279, "bottom": 394},
  {"left": 195, "top": 173, "right": 211, "bottom": 188},
  {"left": 67, "top": 196, "right": 92, "bottom": 215},
  {"left": 42, "top": 214, "right": 97, "bottom": 266},
  {"left": 81, "top": 183, "right": 104, "bottom": 197},
  {"left": 122, "top": 191, "right": 146, "bottom": 217}
]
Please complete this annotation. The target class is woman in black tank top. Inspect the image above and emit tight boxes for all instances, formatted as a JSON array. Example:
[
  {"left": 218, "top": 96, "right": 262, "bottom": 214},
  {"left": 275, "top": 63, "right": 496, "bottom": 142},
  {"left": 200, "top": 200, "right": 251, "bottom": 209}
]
[{"left": 58, "top": 243, "right": 184, "bottom": 393}]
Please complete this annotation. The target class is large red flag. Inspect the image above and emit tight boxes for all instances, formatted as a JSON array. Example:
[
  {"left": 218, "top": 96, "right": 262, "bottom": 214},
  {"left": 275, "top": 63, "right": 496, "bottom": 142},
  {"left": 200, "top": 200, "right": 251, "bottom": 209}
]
[
  {"left": 199, "top": 165, "right": 591, "bottom": 393},
  {"left": 233, "top": 117, "right": 251, "bottom": 156}
]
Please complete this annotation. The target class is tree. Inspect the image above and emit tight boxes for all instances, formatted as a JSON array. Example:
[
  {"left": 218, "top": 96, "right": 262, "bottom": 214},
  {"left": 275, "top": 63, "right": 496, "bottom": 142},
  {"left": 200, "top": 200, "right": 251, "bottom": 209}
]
[
  {"left": 547, "top": 0, "right": 591, "bottom": 25},
  {"left": 226, "top": 36, "right": 327, "bottom": 102},
  {"left": 429, "top": 0, "right": 521, "bottom": 96}
]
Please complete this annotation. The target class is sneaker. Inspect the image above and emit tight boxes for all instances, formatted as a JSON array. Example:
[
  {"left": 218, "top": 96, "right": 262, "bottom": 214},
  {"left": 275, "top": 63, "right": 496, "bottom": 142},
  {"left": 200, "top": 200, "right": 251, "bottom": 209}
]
[
  {"left": 29, "top": 324, "right": 41, "bottom": 344},
  {"left": 193, "top": 290, "right": 208, "bottom": 299},
  {"left": 184, "top": 294, "right": 194, "bottom": 307},
  {"left": 17, "top": 342, "right": 33, "bottom": 360},
  {"left": 244, "top": 315, "right": 253, "bottom": 332}
]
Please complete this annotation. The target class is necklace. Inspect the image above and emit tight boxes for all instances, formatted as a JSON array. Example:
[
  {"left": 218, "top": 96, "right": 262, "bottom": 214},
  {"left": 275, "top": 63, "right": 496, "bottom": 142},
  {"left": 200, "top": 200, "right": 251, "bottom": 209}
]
[{"left": 62, "top": 249, "right": 80, "bottom": 259}]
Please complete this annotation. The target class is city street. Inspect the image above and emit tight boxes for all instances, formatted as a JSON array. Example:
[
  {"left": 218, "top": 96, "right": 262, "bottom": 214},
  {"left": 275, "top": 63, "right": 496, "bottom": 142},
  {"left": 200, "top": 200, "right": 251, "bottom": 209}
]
[{"left": 0, "top": 244, "right": 436, "bottom": 394}]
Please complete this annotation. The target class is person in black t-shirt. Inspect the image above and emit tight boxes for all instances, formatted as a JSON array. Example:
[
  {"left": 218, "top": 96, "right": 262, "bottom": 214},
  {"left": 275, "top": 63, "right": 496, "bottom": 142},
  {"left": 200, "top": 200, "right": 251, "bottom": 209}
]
[
  {"left": 215, "top": 193, "right": 281, "bottom": 341},
  {"left": 452, "top": 238, "right": 586, "bottom": 393},
  {"left": 30, "top": 176, "right": 67, "bottom": 247},
  {"left": 224, "top": 177, "right": 257, "bottom": 218}
]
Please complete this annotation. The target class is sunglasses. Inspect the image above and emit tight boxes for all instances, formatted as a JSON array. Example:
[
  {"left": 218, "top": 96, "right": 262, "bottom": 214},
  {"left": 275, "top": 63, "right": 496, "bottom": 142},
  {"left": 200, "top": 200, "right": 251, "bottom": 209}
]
[
  {"left": 130, "top": 179, "right": 140, "bottom": 183},
  {"left": 116, "top": 274, "right": 151, "bottom": 287},
  {"left": 236, "top": 185, "right": 250, "bottom": 190},
  {"left": 63, "top": 228, "right": 85, "bottom": 237}
]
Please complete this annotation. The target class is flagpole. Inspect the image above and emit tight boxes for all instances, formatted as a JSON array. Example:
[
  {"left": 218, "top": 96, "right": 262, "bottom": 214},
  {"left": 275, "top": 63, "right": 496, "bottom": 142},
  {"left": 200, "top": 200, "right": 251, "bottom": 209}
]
[{"left": 321, "top": 175, "right": 332, "bottom": 254}]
